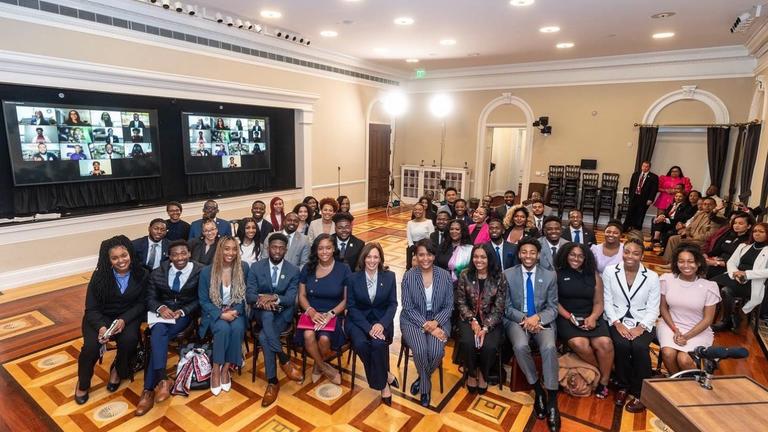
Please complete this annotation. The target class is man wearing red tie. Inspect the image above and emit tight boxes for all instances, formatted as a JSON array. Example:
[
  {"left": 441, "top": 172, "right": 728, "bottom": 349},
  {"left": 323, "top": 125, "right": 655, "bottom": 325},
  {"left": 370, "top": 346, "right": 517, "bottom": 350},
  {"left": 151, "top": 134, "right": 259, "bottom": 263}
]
[{"left": 623, "top": 161, "right": 659, "bottom": 232}]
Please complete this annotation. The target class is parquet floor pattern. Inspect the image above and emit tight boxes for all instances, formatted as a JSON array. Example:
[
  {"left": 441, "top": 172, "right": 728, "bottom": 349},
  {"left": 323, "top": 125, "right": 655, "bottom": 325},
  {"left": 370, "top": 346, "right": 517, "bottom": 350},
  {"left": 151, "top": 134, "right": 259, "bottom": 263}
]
[{"left": 1, "top": 206, "right": 766, "bottom": 432}]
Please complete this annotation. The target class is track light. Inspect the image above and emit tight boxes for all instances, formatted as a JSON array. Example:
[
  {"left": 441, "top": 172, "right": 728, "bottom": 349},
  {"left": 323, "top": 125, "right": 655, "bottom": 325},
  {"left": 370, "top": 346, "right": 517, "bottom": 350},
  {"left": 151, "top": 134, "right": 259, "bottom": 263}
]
[
  {"left": 532, "top": 116, "right": 552, "bottom": 135},
  {"left": 235, "top": 18, "right": 244, "bottom": 28},
  {"left": 244, "top": 20, "right": 253, "bottom": 29},
  {"left": 215, "top": 12, "right": 223, "bottom": 23},
  {"left": 149, "top": 0, "right": 158, "bottom": 3},
  {"left": 173, "top": 1, "right": 183, "bottom": 12},
  {"left": 161, "top": 0, "right": 170, "bottom": 10},
  {"left": 225, "top": 16, "right": 234, "bottom": 26},
  {"left": 186, "top": 4, "right": 196, "bottom": 15},
  {"left": 254, "top": 24, "right": 264, "bottom": 33}
]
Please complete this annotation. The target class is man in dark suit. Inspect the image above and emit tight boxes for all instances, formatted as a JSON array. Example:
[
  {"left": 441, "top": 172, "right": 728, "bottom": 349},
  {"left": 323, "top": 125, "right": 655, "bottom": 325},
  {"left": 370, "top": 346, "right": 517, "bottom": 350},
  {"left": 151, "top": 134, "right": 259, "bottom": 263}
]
[
  {"left": 331, "top": 212, "right": 364, "bottom": 270},
  {"left": 494, "top": 190, "right": 517, "bottom": 220},
  {"left": 136, "top": 240, "right": 202, "bottom": 416},
  {"left": 126, "top": 113, "right": 146, "bottom": 129},
  {"left": 429, "top": 211, "right": 450, "bottom": 247},
  {"left": 503, "top": 238, "right": 561, "bottom": 431},
  {"left": 261, "top": 212, "right": 310, "bottom": 269},
  {"left": 537, "top": 216, "right": 570, "bottom": 271},
  {"left": 246, "top": 233, "right": 303, "bottom": 407},
  {"left": 623, "top": 160, "right": 659, "bottom": 231},
  {"left": 561, "top": 209, "right": 596, "bottom": 247},
  {"left": 249, "top": 200, "right": 274, "bottom": 240},
  {"left": 188, "top": 199, "right": 232, "bottom": 239},
  {"left": 132, "top": 218, "right": 170, "bottom": 271},
  {"left": 486, "top": 218, "right": 518, "bottom": 270}
]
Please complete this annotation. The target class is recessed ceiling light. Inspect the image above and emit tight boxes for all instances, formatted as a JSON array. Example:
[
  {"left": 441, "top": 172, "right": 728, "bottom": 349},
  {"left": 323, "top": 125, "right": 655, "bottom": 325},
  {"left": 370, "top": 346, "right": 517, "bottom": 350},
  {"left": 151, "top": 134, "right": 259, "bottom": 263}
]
[
  {"left": 394, "top": 17, "right": 414, "bottom": 25},
  {"left": 405, "top": 58, "right": 419, "bottom": 63},
  {"left": 652, "top": 32, "right": 675, "bottom": 39},
  {"left": 374, "top": 47, "right": 389, "bottom": 54},
  {"left": 439, "top": 38, "right": 457, "bottom": 46},
  {"left": 651, "top": 11, "right": 676, "bottom": 19},
  {"left": 260, "top": 10, "right": 282, "bottom": 19},
  {"left": 539, "top": 26, "right": 560, "bottom": 33},
  {"left": 320, "top": 30, "right": 338, "bottom": 37},
  {"left": 510, "top": 0, "right": 535, "bottom": 6},
  {"left": 556, "top": 42, "right": 575, "bottom": 49}
]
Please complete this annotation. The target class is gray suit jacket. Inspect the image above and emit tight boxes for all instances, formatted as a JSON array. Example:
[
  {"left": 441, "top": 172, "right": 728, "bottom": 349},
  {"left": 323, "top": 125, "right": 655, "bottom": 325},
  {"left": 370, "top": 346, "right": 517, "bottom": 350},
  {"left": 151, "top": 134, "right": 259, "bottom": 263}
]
[
  {"left": 502, "top": 264, "right": 558, "bottom": 326},
  {"left": 537, "top": 237, "right": 570, "bottom": 271},
  {"left": 260, "top": 231, "right": 310, "bottom": 269}
]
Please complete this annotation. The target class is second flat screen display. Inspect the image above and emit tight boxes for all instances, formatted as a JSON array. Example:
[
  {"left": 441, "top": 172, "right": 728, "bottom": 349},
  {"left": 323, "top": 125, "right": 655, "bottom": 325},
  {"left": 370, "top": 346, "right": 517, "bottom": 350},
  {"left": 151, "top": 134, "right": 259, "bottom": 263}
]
[{"left": 182, "top": 112, "right": 270, "bottom": 174}]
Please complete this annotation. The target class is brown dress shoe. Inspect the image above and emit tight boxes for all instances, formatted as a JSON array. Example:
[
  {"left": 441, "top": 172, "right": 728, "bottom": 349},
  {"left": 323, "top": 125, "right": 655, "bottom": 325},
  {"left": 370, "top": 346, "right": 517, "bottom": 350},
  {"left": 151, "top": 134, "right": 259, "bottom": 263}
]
[
  {"left": 280, "top": 362, "right": 303, "bottom": 382},
  {"left": 155, "top": 379, "right": 171, "bottom": 403},
  {"left": 135, "top": 390, "right": 155, "bottom": 416},
  {"left": 262, "top": 383, "right": 280, "bottom": 407},
  {"left": 625, "top": 397, "right": 646, "bottom": 413}
]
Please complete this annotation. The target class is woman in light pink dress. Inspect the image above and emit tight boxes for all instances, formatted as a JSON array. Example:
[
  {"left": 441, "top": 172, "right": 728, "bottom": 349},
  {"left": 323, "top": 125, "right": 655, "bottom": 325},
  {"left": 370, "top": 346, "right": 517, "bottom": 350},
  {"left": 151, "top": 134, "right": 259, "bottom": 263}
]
[
  {"left": 654, "top": 165, "right": 692, "bottom": 211},
  {"left": 657, "top": 244, "right": 720, "bottom": 374}
]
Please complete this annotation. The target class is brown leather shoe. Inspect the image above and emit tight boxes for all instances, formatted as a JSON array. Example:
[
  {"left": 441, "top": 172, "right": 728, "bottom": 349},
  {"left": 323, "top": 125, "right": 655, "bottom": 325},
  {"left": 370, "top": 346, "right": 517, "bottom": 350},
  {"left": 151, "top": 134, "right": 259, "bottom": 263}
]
[
  {"left": 280, "top": 361, "right": 303, "bottom": 382},
  {"left": 155, "top": 379, "right": 171, "bottom": 403},
  {"left": 625, "top": 397, "right": 646, "bottom": 413},
  {"left": 135, "top": 390, "right": 155, "bottom": 416},
  {"left": 262, "top": 383, "right": 280, "bottom": 407}
]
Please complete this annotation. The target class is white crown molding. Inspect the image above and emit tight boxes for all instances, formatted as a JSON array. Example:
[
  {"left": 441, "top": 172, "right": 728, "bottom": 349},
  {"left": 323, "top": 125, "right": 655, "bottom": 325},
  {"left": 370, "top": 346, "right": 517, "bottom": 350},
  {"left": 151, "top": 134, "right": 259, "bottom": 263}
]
[
  {"left": 643, "top": 85, "right": 730, "bottom": 124},
  {"left": 404, "top": 46, "right": 756, "bottom": 92},
  {"left": 0, "top": 0, "right": 404, "bottom": 87}
]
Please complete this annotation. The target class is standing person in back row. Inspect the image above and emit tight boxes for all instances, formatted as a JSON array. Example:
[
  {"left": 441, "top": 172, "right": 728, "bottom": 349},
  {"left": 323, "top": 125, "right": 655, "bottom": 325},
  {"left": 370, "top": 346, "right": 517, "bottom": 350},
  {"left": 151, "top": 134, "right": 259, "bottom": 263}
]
[{"left": 623, "top": 161, "right": 659, "bottom": 232}]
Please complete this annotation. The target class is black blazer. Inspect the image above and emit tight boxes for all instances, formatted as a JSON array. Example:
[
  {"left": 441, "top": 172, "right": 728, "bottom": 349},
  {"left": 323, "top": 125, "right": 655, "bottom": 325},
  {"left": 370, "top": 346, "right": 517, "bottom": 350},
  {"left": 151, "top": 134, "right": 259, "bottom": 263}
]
[
  {"left": 561, "top": 226, "right": 597, "bottom": 247},
  {"left": 84, "top": 267, "right": 149, "bottom": 331},
  {"left": 345, "top": 270, "right": 398, "bottom": 340},
  {"left": 494, "top": 204, "right": 514, "bottom": 221},
  {"left": 429, "top": 230, "right": 447, "bottom": 248},
  {"left": 331, "top": 234, "right": 365, "bottom": 271},
  {"left": 189, "top": 237, "right": 218, "bottom": 266},
  {"left": 237, "top": 218, "right": 274, "bottom": 243},
  {"left": 628, "top": 171, "right": 659, "bottom": 204},
  {"left": 147, "top": 261, "right": 202, "bottom": 317},
  {"left": 132, "top": 236, "right": 170, "bottom": 270},
  {"left": 670, "top": 203, "right": 695, "bottom": 226},
  {"left": 165, "top": 219, "right": 191, "bottom": 242},
  {"left": 486, "top": 240, "right": 519, "bottom": 271}
]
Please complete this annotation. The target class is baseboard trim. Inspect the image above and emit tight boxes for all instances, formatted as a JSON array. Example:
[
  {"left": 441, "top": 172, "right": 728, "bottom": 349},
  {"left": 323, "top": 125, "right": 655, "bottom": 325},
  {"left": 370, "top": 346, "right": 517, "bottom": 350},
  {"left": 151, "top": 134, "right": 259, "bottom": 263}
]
[{"left": 0, "top": 255, "right": 97, "bottom": 291}]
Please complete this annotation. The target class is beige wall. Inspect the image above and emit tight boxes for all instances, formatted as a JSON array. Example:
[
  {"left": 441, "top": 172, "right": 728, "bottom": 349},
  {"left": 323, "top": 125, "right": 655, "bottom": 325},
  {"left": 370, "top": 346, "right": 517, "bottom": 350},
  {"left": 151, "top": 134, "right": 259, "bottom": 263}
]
[{"left": 395, "top": 78, "right": 756, "bottom": 199}]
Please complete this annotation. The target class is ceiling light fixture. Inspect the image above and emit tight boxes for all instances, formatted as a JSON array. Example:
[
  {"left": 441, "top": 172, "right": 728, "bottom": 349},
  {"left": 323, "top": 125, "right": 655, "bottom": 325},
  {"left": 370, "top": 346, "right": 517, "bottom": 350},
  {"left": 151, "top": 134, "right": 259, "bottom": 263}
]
[
  {"left": 405, "top": 58, "right": 419, "bottom": 63},
  {"left": 260, "top": 10, "right": 282, "bottom": 19},
  {"left": 439, "top": 39, "right": 456, "bottom": 46},
  {"left": 320, "top": 30, "right": 338, "bottom": 37},
  {"left": 539, "top": 26, "right": 560, "bottom": 33},
  {"left": 510, "top": 0, "right": 535, "bottom": 6},
  {"left": 652, "top": 32, "right": 675, "bottom": 39},
  {"left": 556, "top": 42, "right": 574, "bottom": 48},
  {"left": 651, "top": 12, "right": 676, "bottom": 19},
  {"left": 394, "top": 17, "right": 414, "bottom": 25}
]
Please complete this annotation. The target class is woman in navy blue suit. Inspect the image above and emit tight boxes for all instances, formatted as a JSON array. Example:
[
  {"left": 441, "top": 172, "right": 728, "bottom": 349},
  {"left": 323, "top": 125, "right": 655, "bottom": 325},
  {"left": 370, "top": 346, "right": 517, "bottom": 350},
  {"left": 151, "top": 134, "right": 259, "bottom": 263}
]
[
  {"left": 400, "top": 238, "right": 454, "bottom": 407},
  {"left": 198, "top": 236, "right": 249, "bottom": 396},
  {"left": 346, "top": 242, "right": 399, "bottom": 405}
]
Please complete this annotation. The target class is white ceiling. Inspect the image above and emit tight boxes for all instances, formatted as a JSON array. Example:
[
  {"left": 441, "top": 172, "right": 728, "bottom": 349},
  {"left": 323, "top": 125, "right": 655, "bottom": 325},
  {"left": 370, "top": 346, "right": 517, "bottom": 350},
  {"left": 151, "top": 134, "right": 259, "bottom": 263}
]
[{"left": 189, "top": 0, "right": 759, "bottom": 72}]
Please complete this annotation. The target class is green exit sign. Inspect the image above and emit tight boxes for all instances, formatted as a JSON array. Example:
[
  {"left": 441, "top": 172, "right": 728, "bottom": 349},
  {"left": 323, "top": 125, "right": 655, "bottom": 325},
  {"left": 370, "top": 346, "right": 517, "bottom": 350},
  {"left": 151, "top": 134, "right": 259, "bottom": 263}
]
[{"left": 415, "top": 68, "right": 427, "bottom": 79}]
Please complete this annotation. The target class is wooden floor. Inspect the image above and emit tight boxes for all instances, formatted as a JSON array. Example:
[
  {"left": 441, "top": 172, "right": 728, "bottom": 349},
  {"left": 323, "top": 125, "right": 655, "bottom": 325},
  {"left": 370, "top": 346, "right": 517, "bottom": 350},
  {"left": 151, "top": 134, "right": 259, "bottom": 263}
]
[{"left": 1, "top": 206, "right": 767, "bottom": 432}]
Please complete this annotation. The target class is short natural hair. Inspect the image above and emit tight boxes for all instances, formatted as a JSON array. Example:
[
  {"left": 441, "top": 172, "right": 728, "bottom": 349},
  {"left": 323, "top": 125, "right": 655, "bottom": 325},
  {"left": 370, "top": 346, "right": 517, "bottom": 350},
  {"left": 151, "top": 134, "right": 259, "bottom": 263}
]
[
  {"left": 671, "top": 243, "right": 708, "bottom": 277},
  {"left": 517, "top": 237, "right": 541, "bottom": 253},
  {"left": 318, "top": 197, "right": 339, "bottom": 212},
  {"left": 166, "top": 201, "right": 183, "bottom": 212}
]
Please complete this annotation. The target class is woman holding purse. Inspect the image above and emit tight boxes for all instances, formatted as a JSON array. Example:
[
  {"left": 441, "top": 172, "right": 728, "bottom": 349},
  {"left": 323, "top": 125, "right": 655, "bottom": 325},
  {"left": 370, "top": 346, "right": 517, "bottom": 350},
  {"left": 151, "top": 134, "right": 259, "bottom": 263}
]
[{"left": 297, "top": 233, "right": 350, "bottom": 385}]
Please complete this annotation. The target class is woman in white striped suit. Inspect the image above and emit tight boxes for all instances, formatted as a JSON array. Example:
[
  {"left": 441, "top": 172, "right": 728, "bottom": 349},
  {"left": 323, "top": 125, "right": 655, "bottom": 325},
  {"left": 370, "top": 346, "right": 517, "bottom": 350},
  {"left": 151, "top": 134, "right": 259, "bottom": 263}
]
[{"left": 400, "top": 238, "right": 454, "bottom": 407}]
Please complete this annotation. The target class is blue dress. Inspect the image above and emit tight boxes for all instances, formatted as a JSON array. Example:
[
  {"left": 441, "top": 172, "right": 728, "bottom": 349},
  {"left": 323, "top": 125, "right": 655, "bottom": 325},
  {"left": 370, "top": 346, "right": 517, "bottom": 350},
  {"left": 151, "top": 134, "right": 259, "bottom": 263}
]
[{"left": 295, "top": 261, "right": 351, "bottom": 350}]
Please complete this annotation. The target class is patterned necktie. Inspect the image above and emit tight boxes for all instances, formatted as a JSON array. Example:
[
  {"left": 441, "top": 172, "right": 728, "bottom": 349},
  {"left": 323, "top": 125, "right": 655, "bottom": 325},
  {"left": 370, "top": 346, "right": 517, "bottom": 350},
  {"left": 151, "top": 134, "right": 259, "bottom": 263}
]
[
  {"left": 340, "top": 241, "right": 347, "bottom": 257},
  {"left": 147, "top": 243, "right": 158, "bottom": 268},
  {"left": 271, "top": 265, "right": 279, "bottom": 288},
  {"left": 536, "top": 219, "right": 542, "bottom": 231},
  {"left": 574, "top": 230, "right": 581, "bottom": 244},
  {"left": 172, "top": 271, "right": 182, "bottom": 292},
  {"left": 495, "top": 246, "right": 503, "bottom": 270},
  {"left": 636, "top": 173, "right": 645, "bottom": 194},
  {"left": 367, "top": 277, "right": 376, "bottom": 302},
  {"left": 526, "top": 272, "right": 536, "bottom": 316}
]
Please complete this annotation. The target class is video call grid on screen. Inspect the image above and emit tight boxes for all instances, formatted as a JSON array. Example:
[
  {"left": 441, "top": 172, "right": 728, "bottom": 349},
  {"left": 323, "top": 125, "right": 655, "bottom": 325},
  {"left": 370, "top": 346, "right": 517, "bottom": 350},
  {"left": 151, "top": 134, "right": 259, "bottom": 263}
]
[
  {"left": 182, "top": 112, "right": 270, "bottom": 174},
  {"left": 3, "top": 101, "right": 161, "bottom": 185}
]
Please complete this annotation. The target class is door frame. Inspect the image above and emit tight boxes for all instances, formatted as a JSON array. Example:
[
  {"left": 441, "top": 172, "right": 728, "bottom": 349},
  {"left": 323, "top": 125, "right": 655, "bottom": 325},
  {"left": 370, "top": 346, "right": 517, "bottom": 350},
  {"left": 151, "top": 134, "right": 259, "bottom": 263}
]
[
  {"left": 487, "top": 124, "right": 527, "bottom": 196},
  {"left": 365, "top": 97, "right": 393, "bottom": 208}
]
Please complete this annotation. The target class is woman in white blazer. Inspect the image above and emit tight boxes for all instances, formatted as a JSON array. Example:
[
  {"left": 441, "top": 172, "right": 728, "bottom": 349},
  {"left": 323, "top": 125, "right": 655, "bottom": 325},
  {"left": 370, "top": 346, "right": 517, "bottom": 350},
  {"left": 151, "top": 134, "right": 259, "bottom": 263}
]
[
  {"left": 711, "top": 222, "right": 768, "bottom": 331},
  {"left": 602, "top": 238, "right": 660, "bottom": 413}
]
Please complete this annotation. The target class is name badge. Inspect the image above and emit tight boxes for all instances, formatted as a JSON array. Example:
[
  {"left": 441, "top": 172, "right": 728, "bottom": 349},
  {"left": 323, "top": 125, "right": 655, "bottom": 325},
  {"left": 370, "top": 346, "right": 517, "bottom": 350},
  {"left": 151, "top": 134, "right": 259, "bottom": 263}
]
[
  {"left": 622, "top": 318, "right": 637, "bottom": 328},
  {"left": 563, "top": 277, "right": 571, "bottom": 281},
  {"left": 724, "top": 240, "right": 732, "bottom": 244}
]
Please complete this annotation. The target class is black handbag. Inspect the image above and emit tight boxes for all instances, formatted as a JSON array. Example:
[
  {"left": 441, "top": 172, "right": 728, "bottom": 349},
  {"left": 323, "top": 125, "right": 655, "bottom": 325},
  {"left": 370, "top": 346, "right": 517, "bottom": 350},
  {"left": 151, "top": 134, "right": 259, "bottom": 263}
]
[{"left": 177, "top": 342, "right": 212, "bottom": 390}]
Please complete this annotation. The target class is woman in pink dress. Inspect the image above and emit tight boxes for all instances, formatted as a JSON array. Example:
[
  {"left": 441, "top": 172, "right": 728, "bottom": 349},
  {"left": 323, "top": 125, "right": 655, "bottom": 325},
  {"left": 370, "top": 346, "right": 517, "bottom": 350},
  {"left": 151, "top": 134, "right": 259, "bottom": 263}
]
[
  {"left": 468, "top": 206, "right": 491, "bottom": 245},
  {"left": 657, "top": 244, "right": 720, "bottom": 374},
  {"left": 654, "top": 166, "right": 692, "bottom": 211}
]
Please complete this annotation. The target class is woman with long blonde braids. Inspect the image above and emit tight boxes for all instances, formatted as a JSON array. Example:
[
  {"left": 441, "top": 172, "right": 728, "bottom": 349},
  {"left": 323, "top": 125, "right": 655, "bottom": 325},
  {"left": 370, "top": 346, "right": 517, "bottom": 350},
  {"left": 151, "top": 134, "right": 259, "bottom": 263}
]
[{"left": 198, "top": 235, "right": 250, "bottom": 396}]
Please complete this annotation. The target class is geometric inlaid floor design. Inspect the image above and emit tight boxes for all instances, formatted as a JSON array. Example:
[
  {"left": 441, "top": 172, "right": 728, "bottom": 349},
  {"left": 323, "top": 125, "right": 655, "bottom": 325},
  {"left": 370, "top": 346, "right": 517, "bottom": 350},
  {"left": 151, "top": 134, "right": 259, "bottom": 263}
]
[{"left": 0, "top": 206, "right": 761, "bottom": 431}]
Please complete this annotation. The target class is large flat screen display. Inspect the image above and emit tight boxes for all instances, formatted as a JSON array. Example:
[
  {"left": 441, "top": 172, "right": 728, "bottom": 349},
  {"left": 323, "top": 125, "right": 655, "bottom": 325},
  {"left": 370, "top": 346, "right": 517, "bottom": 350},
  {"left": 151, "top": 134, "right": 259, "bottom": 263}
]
[
  {"left": 182, "top": 112, "right": 270, "bottom": 174},
  {"left": 2, "top": 101, "right": 160, "bottom": 185}
]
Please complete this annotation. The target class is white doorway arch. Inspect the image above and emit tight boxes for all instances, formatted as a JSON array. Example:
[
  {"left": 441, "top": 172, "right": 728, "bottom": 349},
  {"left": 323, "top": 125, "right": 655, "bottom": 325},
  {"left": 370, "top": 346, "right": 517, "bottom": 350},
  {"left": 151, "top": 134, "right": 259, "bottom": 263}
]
[
  {"left": 643, "top": 85, "right": 730, "bottom": 124},
  {"left": 474, "top": 93, "right": 535, "bottom": 199}
]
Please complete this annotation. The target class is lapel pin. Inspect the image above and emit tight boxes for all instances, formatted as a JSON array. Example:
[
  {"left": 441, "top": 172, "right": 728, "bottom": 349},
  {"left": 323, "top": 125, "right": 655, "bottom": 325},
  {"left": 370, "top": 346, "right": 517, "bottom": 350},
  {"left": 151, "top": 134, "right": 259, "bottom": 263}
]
[{"left": 280, "top": 275, "right": 285, "bottom": 279}]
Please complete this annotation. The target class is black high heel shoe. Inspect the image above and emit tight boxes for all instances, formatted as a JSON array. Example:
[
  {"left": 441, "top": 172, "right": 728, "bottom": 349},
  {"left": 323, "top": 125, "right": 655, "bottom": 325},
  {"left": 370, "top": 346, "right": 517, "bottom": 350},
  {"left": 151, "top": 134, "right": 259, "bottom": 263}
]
[
  {"left": 74, "top": 381, "right": 89, "bottom": 405},
  {"left": 389, "top": 376, "right": 400, "bottom": 389},
  {"left": 382, "top": 395, "right": 392, "bottom": 406},
  {"left": 477, "top": 384, "right": 488, "bottom": 395},
  {"left": 106, "top": 363, "right": 121, "bottom": 392}
]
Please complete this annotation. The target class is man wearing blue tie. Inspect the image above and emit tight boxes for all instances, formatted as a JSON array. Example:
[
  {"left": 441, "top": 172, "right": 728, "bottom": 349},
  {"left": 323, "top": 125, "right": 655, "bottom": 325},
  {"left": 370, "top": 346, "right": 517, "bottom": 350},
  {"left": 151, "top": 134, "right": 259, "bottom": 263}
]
[
  {"left": 503, "top": 238, "right": 560, "bottom": 432},
  {"left": 561, "top": 209, "right": 596, "bottom": 247},
  {"left": 136, "top": 240, "right": 202, "bottom": 416},
  {"left": 246, "top": 233, "right": 303, "bottom": 407}
]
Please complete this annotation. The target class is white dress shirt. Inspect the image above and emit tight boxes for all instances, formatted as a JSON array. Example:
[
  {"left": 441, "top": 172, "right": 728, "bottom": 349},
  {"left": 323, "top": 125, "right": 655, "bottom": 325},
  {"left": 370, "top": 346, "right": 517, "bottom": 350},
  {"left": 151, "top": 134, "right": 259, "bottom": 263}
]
[
  {"left": 147, "top": 238, "right": 162, "bottom": 270},
  {"left": 520, "top": 266, "right": 537, "bottom": 314}
]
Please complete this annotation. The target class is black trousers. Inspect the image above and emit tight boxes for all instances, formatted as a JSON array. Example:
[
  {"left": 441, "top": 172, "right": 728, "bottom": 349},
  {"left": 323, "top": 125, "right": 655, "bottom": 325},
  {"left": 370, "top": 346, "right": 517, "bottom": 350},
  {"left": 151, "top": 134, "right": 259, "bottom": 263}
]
[
  {"left": 456, "top": 321, "right": 502, "bottom": 380},
  {"left": 623, "top": 198, "right": 650, "bottom": 231},
  {"left": 78, "top": 317, "right": 141, "bottom": 391},
  {"left": 609, "top": 325, "right": 653, "bottom": 398},
  {"left": 348, "top": 324, "right": 391, "bottom": 390}
]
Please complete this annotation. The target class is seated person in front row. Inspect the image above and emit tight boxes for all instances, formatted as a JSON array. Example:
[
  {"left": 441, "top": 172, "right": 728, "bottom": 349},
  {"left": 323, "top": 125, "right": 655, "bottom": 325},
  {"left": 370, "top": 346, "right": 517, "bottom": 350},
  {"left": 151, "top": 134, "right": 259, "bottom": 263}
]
[
  {"left": 188, "top": 199, "right": 232, "bottom": 240},
  {"left": 538, "top": 216, "right": 569, "bottom": 271},
  {"left": 503, "top": 237, "right": 561, "bottom": 431},
  {"left": 246, "top": 233, "right": 303, "bottom": 407},
  {"left": 132, "top": 218, "right": 169, "bottom": 271},
  {"left": 198, "top": 236, "right": 249, "bottom": 396},
  {"left": 75, "top": 236, "right": 149, "bottom": 405},
  {"left": 136, "top": 240, "right": 203, "bottom": 416},
  {"left": 260, "top": 212, "right": 310, "bottom": 269}
]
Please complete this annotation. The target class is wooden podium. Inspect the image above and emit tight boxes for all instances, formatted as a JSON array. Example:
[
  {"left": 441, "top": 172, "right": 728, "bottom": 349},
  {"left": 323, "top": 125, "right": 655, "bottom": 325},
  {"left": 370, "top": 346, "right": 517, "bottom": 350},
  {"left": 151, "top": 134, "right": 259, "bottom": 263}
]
[{"left": 641, "top": 375, "right": 768, "bottom": 431}]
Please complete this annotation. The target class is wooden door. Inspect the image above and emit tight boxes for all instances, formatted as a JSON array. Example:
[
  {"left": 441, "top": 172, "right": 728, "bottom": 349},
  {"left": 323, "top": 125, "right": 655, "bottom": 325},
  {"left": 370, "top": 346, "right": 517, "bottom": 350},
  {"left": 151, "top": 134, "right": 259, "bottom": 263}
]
[{"left": 368, "top": 123, "right": 391, "bottom": 208}]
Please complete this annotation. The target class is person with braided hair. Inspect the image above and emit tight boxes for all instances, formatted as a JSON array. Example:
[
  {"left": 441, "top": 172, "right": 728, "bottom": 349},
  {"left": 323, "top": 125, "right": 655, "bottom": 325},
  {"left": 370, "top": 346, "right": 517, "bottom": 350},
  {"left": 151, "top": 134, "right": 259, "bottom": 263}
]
[{"left": 75, "top": 235, "right": 149, "bottom": 405}]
